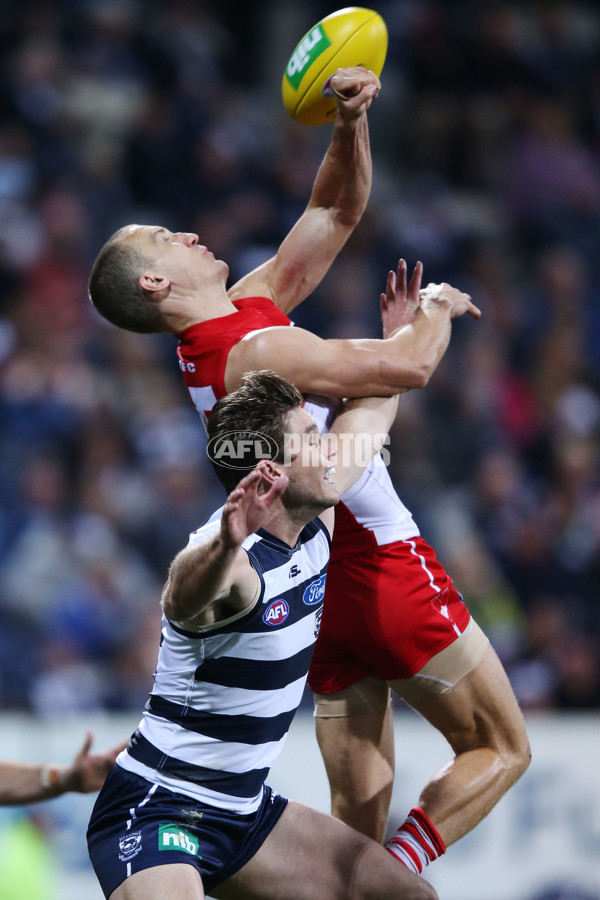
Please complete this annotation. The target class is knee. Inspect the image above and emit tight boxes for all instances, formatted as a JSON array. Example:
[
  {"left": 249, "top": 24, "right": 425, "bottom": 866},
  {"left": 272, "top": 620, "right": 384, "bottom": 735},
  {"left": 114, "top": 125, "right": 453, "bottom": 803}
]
[
  {"left": 487, "top": 722, "right": 531, "bottom": 790},
  {"left": 414, "top": 880, "right": 438, "bottom": 900},
  {"left": 503, "top": 732, "right": 531, "bottom": 783}
]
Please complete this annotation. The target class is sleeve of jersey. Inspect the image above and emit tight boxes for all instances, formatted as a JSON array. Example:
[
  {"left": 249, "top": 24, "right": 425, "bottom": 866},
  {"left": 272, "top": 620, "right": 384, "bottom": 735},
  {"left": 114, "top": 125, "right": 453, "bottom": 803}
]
[
  {"left": 177, "top": 298, "right": 292, "bottom": 414},
  {"left": 187, "top": 508, "right": 224, "bottom": 547}
]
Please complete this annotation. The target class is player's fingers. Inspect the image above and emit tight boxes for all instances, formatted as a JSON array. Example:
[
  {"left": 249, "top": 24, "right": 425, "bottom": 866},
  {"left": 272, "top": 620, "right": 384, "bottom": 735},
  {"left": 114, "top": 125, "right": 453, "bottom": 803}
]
[
  {"left": 330, "top": 74, "right": 363, "bottom": 98},
  {"left": 78, "top": 731, "right": 94, "bottom": 758},
  {"left": 107, "top": 739, "right": 129, "bottom": 757},
  {"left": 407, "top": 260, "right": 423, "bottom": 298},
  {"left": 467, "top": 302, "right": 482, "bottom": 318},
  {"left": 237, "top": 470, "right": 261, "bottom": 491},
  {"left": 396, "top": 258, "right": 407, "bottom": 296},
  {"left": 386, "top": 269, "right": 396, "bottom": 298},
  {"left": 367, "top": 70, "right": 381, "bottom": 91}
]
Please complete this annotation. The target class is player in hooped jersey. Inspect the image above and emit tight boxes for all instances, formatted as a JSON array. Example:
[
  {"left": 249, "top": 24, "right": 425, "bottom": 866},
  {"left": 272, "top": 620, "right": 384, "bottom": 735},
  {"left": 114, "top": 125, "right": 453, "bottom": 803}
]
[
  {"left": 87, "top": 370, "right": 436, "bottom": 900},
  {"left": 88, "top": 68, "right": 530, "bottom": 874}
]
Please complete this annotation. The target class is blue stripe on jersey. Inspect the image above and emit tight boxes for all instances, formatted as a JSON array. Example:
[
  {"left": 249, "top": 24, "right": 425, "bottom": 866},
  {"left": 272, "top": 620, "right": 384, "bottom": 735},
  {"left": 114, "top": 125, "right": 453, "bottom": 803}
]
[
  {"left": 147, "top": 695, "right": 296, "bottom": 745},
  {"left": 194, "top": 644, "right": 315, "bottom": 691},
  {"left": 127, "top": 731, "right": 269, "bottom": 799}
]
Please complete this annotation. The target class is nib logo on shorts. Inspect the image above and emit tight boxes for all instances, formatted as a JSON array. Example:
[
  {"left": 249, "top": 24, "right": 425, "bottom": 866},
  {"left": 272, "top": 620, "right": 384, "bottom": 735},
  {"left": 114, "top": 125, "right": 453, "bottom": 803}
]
[{"left": 158, "top": 824, "right": 201, "bottom": 857}]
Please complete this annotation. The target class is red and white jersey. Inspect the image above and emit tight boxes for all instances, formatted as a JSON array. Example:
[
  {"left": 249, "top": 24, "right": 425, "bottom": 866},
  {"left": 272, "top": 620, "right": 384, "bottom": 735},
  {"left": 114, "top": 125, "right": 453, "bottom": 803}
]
[{"left": 177, "top": 296, "right": 419, "bottom": 562}]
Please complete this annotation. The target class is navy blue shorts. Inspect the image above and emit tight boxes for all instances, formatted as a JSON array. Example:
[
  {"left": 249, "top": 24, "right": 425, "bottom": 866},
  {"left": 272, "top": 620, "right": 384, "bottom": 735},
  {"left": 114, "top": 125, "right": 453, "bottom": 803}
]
[{"left": 87, "top": 766, "right": 288, "bottom": 898}]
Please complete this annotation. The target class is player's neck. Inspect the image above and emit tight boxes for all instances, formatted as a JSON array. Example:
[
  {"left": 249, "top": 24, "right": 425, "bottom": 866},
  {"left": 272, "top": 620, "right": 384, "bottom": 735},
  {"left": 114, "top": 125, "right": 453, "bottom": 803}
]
[
  {"left": 164, "top": 286, "right": 237, "bottom": 333},
  {"left": 261, "top": 507, "right": 316, "bottom": 549}
]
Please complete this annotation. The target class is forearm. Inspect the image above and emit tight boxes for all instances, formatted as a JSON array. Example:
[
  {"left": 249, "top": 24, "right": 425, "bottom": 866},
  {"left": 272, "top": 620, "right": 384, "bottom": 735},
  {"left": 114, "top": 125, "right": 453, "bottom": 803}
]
[
  {"left": 388, "top": 298, "right": 453, "bottom": 384},
  {"left": 228, "top": 302, "right": 452, "bottom": 400},
  {"left": 0, "top": 761, "right": 69, "bottom": 805},
  {"left": 309, "top": 114, "right": 371, "bottom": 225},
  {"left": 326, "top": 300, "right": 452, "bottom": 395},
  {"left": 328, "top": 395, "right": 399, "bottom": 494},
  {"left": 162, "top": 535, "right": 239, "bottom": 622}
]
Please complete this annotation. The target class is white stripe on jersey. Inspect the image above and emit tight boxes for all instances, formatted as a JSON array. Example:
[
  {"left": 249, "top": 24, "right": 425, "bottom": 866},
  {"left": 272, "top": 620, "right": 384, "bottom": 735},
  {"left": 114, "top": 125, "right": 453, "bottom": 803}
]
[
  {"left": 188, "top": 384, "right": 217, "bottom": 421},
  {"left": 138, "top": 714, "right": 289, "bottom": 771},
  {"left": 152, "top": 666, "right": 308, "bottom": 719},
  {"left": 155, "top": 603, "right": 324, "bottom": 676}
]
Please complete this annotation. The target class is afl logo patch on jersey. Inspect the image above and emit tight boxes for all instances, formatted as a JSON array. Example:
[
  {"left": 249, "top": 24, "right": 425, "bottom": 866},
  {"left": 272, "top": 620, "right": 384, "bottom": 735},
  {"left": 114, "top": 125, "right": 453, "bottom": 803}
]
[
  {"left": 263, "top": 599, "right": 290, "bottom": 626},
  {"left": 303, "top": 574, "right": 326, "bottom": 606}
]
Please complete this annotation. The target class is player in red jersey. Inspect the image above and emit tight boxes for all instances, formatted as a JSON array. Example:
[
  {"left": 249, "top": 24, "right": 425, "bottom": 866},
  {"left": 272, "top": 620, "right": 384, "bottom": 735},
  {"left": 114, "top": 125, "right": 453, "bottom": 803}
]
[{"left": 88, "top": 67, "right": 530, "bottom": 875}]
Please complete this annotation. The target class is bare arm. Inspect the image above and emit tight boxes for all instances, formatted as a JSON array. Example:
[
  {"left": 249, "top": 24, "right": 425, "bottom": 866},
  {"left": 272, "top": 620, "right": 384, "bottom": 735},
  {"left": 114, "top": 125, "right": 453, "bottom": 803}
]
[
  {"left": 328, "top": 394, "right": 400, "bottom": 496},
  {"left": 0, "top": 733, "right": 126, "bottom": 805},
  {"left": 225, "top": 269, "right": 480, "bottom": 398},
  {"left": 162, "top": 468, "right": 288, "bottom": 625},
  {"left": 228, "top": 68, "right": 379, "bottom": 313},
  {"left": 317, "top": 261, "right": 421, "bottom": 494}
]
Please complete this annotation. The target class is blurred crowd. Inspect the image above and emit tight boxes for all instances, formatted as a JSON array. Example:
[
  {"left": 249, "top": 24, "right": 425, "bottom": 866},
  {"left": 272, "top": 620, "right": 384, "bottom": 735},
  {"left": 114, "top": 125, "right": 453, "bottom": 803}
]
[{"left": 0, "top": 0, "right": 599, "bottom": 716}]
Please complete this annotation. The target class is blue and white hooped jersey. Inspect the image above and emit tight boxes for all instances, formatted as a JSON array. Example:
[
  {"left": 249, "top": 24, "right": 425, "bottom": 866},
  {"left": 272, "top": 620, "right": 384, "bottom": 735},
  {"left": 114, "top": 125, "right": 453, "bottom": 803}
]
[{"left": 117, "top": 514, "right": 330, "bottom": 814}]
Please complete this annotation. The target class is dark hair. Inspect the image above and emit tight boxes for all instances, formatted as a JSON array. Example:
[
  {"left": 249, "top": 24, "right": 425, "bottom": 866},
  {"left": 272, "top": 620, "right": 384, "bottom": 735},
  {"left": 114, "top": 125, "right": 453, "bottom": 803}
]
[
  {"left": 207, "top": 370, "right": 304, "bottom": 493},
  {"left": 88, "top": 228, "right": 168, "bottom": 334}
]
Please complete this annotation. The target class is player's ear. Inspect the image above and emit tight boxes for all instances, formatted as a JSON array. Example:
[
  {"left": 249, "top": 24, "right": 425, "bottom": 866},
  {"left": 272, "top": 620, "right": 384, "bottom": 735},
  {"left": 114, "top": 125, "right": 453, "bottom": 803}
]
[
  {"left": 139, "top": 272, "right": 171, "bottom": 298},
  {"left": 256, "top": 460, "right": 284, "bottom": 483}
]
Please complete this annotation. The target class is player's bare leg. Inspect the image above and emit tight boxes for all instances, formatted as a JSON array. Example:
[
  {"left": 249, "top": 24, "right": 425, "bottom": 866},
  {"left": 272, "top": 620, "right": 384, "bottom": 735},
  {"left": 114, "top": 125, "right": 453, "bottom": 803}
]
[
  {"left": 315, "top": 679, "right": 395, "bottom": 843},
  {"left": 392, "top": 643, "right": 531, "bottom": 849},
  {"left": 212, "top": 800, "right": 437, "bottom": 900},
  {"left": 110, "top": 863, "right": 205, "bottom": 899}
]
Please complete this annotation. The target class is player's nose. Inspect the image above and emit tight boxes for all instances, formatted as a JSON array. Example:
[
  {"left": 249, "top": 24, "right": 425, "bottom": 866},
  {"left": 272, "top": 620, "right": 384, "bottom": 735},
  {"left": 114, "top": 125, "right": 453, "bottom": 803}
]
[{"left": 175, "top": 232, "right": 199, "bottom": 246}]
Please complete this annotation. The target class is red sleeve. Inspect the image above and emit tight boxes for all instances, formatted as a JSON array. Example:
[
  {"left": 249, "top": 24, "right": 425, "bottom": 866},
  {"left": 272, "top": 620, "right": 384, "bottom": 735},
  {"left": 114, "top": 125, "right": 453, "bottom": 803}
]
[{"left": 176, "top": 297, "right": 292, "bottom": 420}]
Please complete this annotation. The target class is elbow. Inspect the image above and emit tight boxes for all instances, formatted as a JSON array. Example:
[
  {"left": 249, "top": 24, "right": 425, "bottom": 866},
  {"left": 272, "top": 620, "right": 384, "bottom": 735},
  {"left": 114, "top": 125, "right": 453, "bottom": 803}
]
[
  {"left": 388, "top": 362, "right": 431, "bottom": 392},
  {"left": 410, "top": 364, "right": 432, "bottom": 390}
]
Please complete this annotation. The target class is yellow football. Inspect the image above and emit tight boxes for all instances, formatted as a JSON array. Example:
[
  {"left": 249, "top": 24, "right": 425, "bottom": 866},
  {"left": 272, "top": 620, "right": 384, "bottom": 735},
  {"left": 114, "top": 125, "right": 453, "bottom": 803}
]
[{"left": 282, "top": 7, "right": 388, "bottom": 126}]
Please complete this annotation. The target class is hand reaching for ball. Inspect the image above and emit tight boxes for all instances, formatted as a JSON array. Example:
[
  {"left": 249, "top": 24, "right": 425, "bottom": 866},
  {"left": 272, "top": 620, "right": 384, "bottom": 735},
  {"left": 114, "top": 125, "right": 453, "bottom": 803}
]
[{"left": 327, "top": 66, "right": 381, "bottom": 122}]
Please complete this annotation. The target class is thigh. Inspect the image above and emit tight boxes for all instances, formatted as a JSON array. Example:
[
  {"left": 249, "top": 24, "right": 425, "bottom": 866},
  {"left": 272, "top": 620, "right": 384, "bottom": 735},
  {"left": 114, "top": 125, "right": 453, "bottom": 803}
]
[
  {"left": 389, "top": 619, "right": 489, "bottom": 707},
  {"left": 212, "top": 801, "right": 433, "bottom": 900},
  {"left": 110, "top": 863, "right": 204, "bottom": 900},
  {"left": 399, "top": 643, "right": 528, "bottom": 755}
]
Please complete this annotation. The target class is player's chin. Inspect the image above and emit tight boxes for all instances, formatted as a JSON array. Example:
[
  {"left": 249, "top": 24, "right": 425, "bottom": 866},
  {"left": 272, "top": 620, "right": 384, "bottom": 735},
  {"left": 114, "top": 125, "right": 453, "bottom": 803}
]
[{"left": 322, "top": 484, "right": 340, "bottom": 505}]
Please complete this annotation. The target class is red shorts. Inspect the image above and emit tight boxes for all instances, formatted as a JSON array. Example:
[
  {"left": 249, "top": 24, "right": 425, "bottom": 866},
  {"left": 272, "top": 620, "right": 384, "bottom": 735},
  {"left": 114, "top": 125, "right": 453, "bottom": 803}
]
[{"left": 308, "top": 536, "right": 471, "bottom": 695}]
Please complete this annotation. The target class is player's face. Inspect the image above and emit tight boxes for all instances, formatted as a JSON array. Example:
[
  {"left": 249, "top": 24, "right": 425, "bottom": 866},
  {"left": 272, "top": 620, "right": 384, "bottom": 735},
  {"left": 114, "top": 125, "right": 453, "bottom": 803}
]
[
  {"left": 281, "top": 407, "right": 338, "bottom": 513},
  {"left": 122, "top": 224, "right": 229, "bottom": 288}
]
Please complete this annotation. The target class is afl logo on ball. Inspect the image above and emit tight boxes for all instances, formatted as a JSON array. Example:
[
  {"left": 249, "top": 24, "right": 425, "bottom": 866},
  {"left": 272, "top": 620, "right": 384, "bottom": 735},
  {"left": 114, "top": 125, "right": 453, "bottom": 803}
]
[
  {"left": 263, "top": 599, "right": 289, "bottom": 626},
  {"left": 303, "top": 574, "right": 326, "bottom": 606}
]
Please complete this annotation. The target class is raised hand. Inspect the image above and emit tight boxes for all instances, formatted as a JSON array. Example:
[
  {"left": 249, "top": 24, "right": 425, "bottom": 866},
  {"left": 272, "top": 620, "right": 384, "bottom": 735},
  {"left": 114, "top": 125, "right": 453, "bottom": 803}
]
[
  {"left": 381, "top": 259, "right": 423, "bottom": 337},
  {"left": 221, "top": 464, "right": 288, "bottom": 549},
  {"left": 327, "top": 66, "right": 381, "bottom": 122},
  {"left": 62, "top": 732, "right": 127, "bottom": 794}
]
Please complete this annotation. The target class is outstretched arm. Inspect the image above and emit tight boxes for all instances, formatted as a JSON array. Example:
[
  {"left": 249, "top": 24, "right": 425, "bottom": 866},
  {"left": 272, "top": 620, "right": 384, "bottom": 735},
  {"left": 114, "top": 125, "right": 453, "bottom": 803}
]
[
  {"left": 0, "top": 732, "right": 127, "bottom": 805},
  {"left": 226, "top": 262, "right": 481, "bottom": 398},
  {"left": 229, "top": 68, "right": 379, "bottom": 313},
  {"left": 162, "top": 467, "right": 288, "bottom": 625},
  {"left": 320, "top": 261, "right": 421, "bottom": 495}
]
